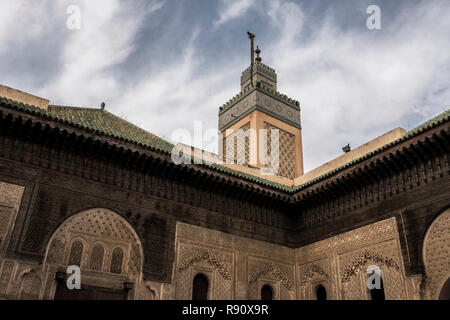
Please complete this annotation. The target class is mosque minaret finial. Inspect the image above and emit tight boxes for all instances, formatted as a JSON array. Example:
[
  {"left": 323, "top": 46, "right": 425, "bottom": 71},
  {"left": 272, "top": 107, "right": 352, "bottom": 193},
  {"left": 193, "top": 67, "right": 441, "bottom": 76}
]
[
  {"left": 247, "top": 31, "right": 255, "bottom": 86},
  {"left": 247, "top": 31, "right": 255, "bottom": 65},
  {"left": 255, "top": 45, "right": 262, "bottom": 63},
  {"left": 218, "top": 31, "right": 304, "bottom": 178}
]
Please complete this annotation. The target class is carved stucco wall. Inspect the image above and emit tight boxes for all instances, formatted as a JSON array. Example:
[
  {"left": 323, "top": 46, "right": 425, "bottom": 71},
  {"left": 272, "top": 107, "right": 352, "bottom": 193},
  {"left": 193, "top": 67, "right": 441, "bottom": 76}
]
[
  {"left": 175, "top": 244, "right": 233, "bottom": 299},
  {"left": 18, "top": 270, "right": 42, "bottom": 300},
  {"left": 247, "top": 258, "right": 295, "bottom": 300},
  {"left": 264, "top": 122, "right": 296, "bottom": 179},
  {"left": 423, "top": 208, "right": 450, "bottom": 300},
  {"left": 174, "top": 222, "right": 295, "bottom": 300},
  {"left": 0, "top": 207, "right": 163, "bottom": 300},
  {"left": 42, "top": 208, "right": 150, "bottom": 299},
  {"left": 0, "top": 181, "right": 27, "bottom": 299},
  {"left": 223, "top": 122, "right": 250, "bottom": 165},
  {"left": 296, "top": 217, "right": 408, "bottom": 300},
  {"left": 174, "top": 218, "right": 417, "bottom": 300},
  {"left": 2, "top": 195, "right": 442, "bottom": 300},
  {"left": 298, "top": 261, "right": 330, "bottom": 300},
  {"left": 0, "top": 181, "right": 24, "bottom": 258},
  {"left": 0, "top": 259, "right": 44, "bottom": 300},
  {"left": 44, "top": 208, "right": 143, "bottom": 277}
]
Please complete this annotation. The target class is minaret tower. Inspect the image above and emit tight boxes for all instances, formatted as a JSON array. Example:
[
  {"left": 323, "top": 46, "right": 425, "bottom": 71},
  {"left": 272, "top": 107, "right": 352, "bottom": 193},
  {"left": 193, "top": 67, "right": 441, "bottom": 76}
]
[{"left": 218, "top": 32, "right": 304, "bottom": 179}]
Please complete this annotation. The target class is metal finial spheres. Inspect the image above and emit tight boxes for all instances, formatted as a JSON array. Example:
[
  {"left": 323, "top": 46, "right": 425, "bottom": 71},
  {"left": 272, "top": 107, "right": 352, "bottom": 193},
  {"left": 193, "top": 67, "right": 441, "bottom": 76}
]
[{"left": 255, "top": 45, "right": 262, "bottom": 62}]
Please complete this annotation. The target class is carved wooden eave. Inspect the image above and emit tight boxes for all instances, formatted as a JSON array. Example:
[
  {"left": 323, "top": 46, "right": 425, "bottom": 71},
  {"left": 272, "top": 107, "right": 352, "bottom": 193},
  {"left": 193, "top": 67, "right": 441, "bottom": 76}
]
[{"left": 1, "top": 100, "right": 448, "bottom": 211}]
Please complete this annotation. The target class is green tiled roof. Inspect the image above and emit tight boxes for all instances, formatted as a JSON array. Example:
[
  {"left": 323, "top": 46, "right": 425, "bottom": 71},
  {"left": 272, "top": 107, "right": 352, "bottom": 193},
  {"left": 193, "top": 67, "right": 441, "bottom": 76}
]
[
  {"left": 47, "top": 105, "right": 174, "bottom": 152},
  {"left": 405, "top": 109, "right": 450, "bottom": 136},
  {"left": 0, "top": 97, "right": 173, "bottom": 153},
  {"left": 0, "top": 97, "right": 287, "bottom": 190}
]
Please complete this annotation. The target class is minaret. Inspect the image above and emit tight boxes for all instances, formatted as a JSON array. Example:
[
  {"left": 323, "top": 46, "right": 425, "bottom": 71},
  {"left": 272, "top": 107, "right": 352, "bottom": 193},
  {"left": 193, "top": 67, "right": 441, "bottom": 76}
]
[{"left": 218, "top": 32, "right": 304, "bottom": 179}]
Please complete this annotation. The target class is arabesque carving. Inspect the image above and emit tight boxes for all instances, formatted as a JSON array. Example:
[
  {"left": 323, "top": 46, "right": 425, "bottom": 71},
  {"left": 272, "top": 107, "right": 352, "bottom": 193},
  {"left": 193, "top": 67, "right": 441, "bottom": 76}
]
[
  {"left": 178, "top": 248, "right": 232, "bottom": 280},
  {"left": 342, "top": 249, "right": 399, "bottom": 283},
  {"left": 248, "top": 262, "right": 293, "bottom": 291}
]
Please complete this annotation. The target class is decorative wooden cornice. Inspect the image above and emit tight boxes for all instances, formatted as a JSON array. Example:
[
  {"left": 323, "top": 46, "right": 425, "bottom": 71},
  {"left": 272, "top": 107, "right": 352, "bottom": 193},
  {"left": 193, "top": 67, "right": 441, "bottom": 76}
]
[{"left": 1, "top": 101, "right": 449, "bottom": 209}]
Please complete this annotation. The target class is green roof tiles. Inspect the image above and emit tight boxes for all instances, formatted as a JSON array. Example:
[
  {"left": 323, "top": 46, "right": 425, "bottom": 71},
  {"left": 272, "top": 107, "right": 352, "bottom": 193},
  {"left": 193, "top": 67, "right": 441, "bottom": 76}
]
[
  {"left": 47, "top": 105, "right": 174, "bottom": 153},
  {"left": 405, "top": 109, "right": 450, "bottom": 136},
  {"left": 0, "top": 97, "right": 173, "bottom": 153}
]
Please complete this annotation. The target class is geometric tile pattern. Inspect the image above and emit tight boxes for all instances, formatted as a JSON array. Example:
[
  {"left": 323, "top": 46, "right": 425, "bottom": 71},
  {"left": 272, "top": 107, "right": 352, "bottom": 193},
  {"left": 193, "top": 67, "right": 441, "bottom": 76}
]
[
  {"left": 45, "top": 208, "right": 143, "bottom": 276},
  {"left": 223, "top": 122, "right": 250, "bottom": 165},
  {"left": 264, "top": 123, "right": 296, "bottom": 179},
  {"left": 175, "top": 243, "right": 233, "bottom": 300},
  {"left": 0, "top": 181, "right": 24, "bottom": 257},
  {"left": 423, "top": 209, "right": 450, "bottom": 299},
  {"left": 297, "top": 217, "right": 408, "bottom": 300}
]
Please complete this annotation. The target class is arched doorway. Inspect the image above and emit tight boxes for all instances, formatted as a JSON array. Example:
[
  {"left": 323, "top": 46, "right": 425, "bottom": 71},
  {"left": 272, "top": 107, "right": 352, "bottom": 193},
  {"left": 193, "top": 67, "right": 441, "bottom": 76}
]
[
  {"left": 369, "top": 276, "right": 385, "bottom": 301},
  {"left": 438, "top": 277, "right": 450, "bottom": 300},
  {"left": 315, "top": 284, "right": 327, "bottom": 300},
  {"left": 261, "top": 285, "right": 273, "bottom": 300},
  {"left": 192, "top": 274, "right": 209, "bottom": 300},
  {"left": 423, "top": 209, "right": 450, "bottom": 299},
  {"left": 43, "top": 208, "right": 144, "bottom": 300}
]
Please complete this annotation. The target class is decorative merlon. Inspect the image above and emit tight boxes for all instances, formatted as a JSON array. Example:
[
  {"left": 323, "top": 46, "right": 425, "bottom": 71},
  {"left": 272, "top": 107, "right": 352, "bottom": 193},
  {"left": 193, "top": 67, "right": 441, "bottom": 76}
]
[{"left": 219, "top": 84, "right": 299, "bottom": 114}]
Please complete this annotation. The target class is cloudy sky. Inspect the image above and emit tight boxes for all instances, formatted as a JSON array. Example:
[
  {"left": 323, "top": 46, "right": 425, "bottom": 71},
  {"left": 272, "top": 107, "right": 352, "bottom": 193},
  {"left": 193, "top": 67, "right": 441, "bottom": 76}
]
[{"left": 1, "top": 0, "right": 449, "bottom": 172}]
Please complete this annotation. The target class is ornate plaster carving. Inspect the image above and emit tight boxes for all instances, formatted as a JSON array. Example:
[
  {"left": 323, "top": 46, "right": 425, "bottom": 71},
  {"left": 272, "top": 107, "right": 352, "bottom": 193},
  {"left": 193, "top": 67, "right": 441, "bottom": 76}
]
[
  {"left": 178, "top": 247, "right": 231, "bottom": 280},
  {"left": 341, "top": 249, "right": 399, "bottom": 283},
  {"left": 423, "top": 209, "right": 450, "bottom": 299},
  {"left": 248, "top": 262, "right": 293, "bottom": 291},
  {"left": 300, "top": 264, "right": 328, "bottom": 286}
]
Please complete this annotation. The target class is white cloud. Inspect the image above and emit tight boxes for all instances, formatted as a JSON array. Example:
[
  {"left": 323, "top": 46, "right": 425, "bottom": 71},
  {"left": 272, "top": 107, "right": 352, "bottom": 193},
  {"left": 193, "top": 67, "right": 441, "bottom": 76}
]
[
  {"left": 214, "top": 0, "right": 256, "bottom": 28},
  {"left": 263, "top": 0, "right": 450, "bottom": 171},
  {"left": 113, "top": 30, "right": 244, "bottom": 148},
  {"left": 42, "top": 0, "right": 450, "bottom": 171},
  {"left": 38, "top": 0, "right": 164, "bottom": 106},
  {"left": 0, "top": 1, "right": 64, "bottom": 54}
]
